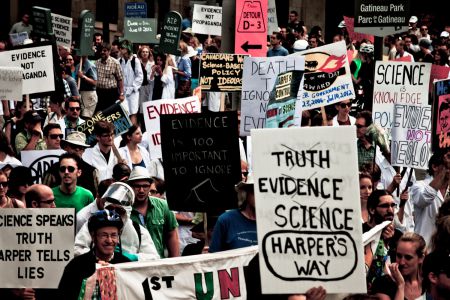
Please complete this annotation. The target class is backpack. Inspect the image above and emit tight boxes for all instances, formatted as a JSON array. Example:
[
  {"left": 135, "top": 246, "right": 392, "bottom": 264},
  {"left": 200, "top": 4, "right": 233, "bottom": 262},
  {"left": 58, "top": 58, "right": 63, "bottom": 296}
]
[
  {"left": 131, "top": 219, "right": 142, "bottom": 250},
  {"left": 130, "top": 57, "right": 148, "bottom": 86}
]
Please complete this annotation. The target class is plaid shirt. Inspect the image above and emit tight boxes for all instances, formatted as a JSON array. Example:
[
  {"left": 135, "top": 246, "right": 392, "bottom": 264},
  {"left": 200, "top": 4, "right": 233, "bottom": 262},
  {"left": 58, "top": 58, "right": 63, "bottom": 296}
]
[
  {"left": 63, "top": 79, "right": 71, "bottom": 98},
  {"left": 95, "top": 56, "right": 123, "bottom": 89},
  {"left": 357, "top": 139, "right": 375, "bottom": 170}
]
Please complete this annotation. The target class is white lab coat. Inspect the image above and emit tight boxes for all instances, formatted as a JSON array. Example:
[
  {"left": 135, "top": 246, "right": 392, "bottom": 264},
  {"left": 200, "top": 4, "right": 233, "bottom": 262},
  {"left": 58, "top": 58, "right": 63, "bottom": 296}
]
[
  {"left": 82, "top": 144, "right": 118, "bottom": 182},
  {"left": 118, "top": 144, "right": 152, "bottom": 172}
]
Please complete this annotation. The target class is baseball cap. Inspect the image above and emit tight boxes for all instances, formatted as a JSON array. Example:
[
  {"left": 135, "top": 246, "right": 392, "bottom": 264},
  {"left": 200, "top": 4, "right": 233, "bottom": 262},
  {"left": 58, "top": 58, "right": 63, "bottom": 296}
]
[
  {"left": 409, "top": 16, "right": 418, "bottom": 23},
  {"left": 441, "top": 31, "right": 450, "bottom": 38},
  {"left": 23, "top": 111, "right": 42, "bottom": 124}
]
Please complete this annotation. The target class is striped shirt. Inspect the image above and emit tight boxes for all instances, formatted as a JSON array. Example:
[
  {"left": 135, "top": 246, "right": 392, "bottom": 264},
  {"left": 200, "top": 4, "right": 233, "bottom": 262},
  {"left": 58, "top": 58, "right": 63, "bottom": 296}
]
[{"left": 95, "top": 56, "right": 123, "bottom": 89}]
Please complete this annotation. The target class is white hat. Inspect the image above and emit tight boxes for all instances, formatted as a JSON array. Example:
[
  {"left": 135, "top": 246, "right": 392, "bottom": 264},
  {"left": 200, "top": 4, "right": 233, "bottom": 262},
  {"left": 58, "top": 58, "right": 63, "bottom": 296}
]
[
  {"left": 409, "top": 16, "right": 418, "bottom": 23},
  {"left": 293, "top": 39, "right": 308, "bottom": 52},
  {"left": 61, "top": 131, "right": 90, "bottom": 148},
  {"left": 182, "top": 27, "right": 193, "bottom": 34},
  {"left": 338, "top": 20, "right": 346, "bottom": 28},
  {"left": 441, "top": 31, "right": 450, "bottom": 38},
  {"left": 186, "top": 46, "right": 198, "bottom": 58},
  {"left": 102, "top": 182, "right": 135, "bottom": 207},
  {"left": 127, "top": 166, "right": 152, "bottom": 182},
  {"left": 234, "top": 173, "right": 254, "bottom": 192}
]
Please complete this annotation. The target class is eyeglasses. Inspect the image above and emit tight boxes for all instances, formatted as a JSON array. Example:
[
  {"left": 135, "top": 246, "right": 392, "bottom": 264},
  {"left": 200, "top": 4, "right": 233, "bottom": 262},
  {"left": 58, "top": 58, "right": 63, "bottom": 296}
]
[
  {"left": 97, "top": 232, "right": 119, "bottom": 241},
  {"left": 0, "top": 181, "right": 8, "bottom": 188},
  {"left": 59, "top": 166, "right": 76, "bottom": 173},
  {"left": 355, "top": 124, "right": 366, "bottom": 129},
  {"left": 339, "top": 102, "right": 351, "bottom": 108},
  {"left": 396, "top": 253, "right": 414, "bottom": 261},
  {"left": 49, "top": 134, "right": 63, "bottom": 139},
  {"left": 40, "top": 198, "right": 55, "bottom": 205},
  {"left": 132, "top": 184, "right": 151, "bottom": 189},
  {"left": 69, "top": 107, "right": 81, "bottom": 111},
  {"left": 377, "top": 203, "right": 397, "bottom": 209}
]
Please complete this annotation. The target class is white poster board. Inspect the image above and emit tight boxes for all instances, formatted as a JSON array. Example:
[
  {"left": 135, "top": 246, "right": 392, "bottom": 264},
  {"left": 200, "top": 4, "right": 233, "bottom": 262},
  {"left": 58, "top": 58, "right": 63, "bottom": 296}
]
[
  {"left": 21, "top": 150, "right": 65, "bottom": 184},
  {"left": 0, "top": 67, "right": 23, "bottom": 101},
  {"left": 251, "top": 126, "right": 366, "bottom": 294},
  {"left": 51, "top": 13, "right": 73, "bottom": 49},
  {"left": 192, "top": 4, "right": 223, "bottom": 36},
  {"left": 0, "top": 45, "right": 55, "bottom": 95},
  {"left": 0, "top": 208, "right": 74, "bottom": 288},
  {"left": 267, "top": 0, "right": 279, "bottom": 35},
  {"left": 143, "top": 96, "right": 201, "bottom": 159},
  {"left": 240, "top": 56, "right": 305, "bottom": 136}
]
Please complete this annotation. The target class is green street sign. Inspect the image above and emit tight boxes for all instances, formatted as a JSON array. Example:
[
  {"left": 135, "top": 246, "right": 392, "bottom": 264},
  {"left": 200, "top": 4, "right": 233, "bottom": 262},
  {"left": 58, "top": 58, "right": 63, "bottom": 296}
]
[{"left": 78, "top": 10, "right": 95, "bottom": 56}]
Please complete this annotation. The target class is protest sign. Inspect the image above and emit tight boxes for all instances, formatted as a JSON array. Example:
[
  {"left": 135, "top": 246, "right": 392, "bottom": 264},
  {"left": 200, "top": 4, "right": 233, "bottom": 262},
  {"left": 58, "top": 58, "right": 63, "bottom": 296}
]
[
  {"left": 125, "top": 2, "right": 147, "bottom": 18},
  {"left": 143, "top": 96, "right": 201, "bottom": 159},
  {"left": 124, "top": 18, "right": 158, "bottom": 44},
  {"left": 240, "top": 55, "right": 304, "bottom": 136},
  {"left": 9, "top": 32, "right": 29, "bottom": 46},
  {"left": 78, "top": 10, "right": 95, "bottom": 56},
  {"left": 432, "top": 79, "right": 450, "bottom": 152},
  {"left": 107, "top": 246, "right": 258, "bottom": 299},
  {"left": 159, "top": 11, "right": 182, "bottom": 55},
  {"left": 290, "top": 41, "right": 355, "bottom": 110},
  {"left": 192, "top": 4, "right": 222, "bottom": 36},
  {"left": 372, "top": 61, "right": 431, "bottom": 135},
  {"left": 430, "top": 65, "right": 450, "bottom": 93},
  {"left": 0, "top": 208, "right": 74, "bottom": 288},
  {"left": 267, "top": 0, "right": 279, "bottom": 36},
  {"left": 51, "top": 13, "right": 72, "bottom": 49},
  {"left": 266, "top": 70, "right": 304, "bottom": 128},
  {"left": 0, "top": 67, "right": 23, "bottom": 101},
  {"left": 32, "top": 6, "right": 53, "bottom": 39},
  {"left": 343, "top": 16, "right": 374, "bottom": 44},
  {"left": 200, "top": 53, "right": 246, "bottom": 92},
  {"left": 0, "top": 44, "right": 55, "bottom": 95},
  {"left": 251, "top": 126, "right": 366, "bottom": 294},
  {"left": 160, "top": 111, "right": 241, "bottom": 212},
  {"left": 21, "top": 149, "right": 65, "bottom": 184},
  {"left": 76, "top": 103, "right": 132, "bottom": 145}
]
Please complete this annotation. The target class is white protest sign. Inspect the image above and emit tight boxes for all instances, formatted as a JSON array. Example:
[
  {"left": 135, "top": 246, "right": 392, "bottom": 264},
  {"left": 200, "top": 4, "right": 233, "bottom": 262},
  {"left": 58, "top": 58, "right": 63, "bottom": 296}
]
[
  {"left": 0, "top": 208, "right": 74, "bottom": 288},
  {"left": 9, "top": 32, "right": 29, "bottom": 46},
  {"left": 112, "top": 246, "right": 258, "bottom": 299},
  {"left": 373, "top": 61, "right": 431, "bottom": 136},
  {"left": 0, "top": 45, "right": 55, "bottom": 95},
  {"left": 192, "top": 4, "right": 222, "bottom": 36},
  {"left": 290, "top": 41, "right": 355, "bottom": 110},
  {"left": 240, "top": 56, "right": 304, "bottom": 136},
  {"left": 21, "top": 150, "right": 65, "bottom": 184},
  {"left": 51, "top": 13, "right": 73, "bottom": 49},
  {"left": 251, "top": 126, "right": 366, "bottom": 294},
  {"left": 143, "top": 96, "right": 201, "bottom": 159},
  {"left": 267, "top": 0, "right": 279, "bottom": 35},
  {"left": 0, "top": 67, "right": 23, "bottom": 101}
]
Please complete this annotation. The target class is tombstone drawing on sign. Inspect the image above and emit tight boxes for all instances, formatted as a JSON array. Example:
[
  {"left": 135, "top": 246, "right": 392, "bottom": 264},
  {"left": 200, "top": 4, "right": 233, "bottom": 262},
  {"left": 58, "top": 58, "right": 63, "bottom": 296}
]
[
  {"left": 159, "top": 11, "right": 182, "bottom": 56},
  {"left": 78, "top": 10, "right": 95, "bottom": 56}
]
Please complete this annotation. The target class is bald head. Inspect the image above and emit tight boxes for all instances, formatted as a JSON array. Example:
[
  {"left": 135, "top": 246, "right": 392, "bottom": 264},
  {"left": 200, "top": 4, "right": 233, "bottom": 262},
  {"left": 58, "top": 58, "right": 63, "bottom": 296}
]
[{"left": 25, "top": 184, "right": 56, "bottom": 208}]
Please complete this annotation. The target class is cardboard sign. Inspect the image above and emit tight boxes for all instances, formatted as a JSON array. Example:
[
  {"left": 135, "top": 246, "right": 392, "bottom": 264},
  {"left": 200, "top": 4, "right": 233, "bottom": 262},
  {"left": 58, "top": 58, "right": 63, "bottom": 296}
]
[
  {"left": 200, "top": 53, "right": 246, "bottom": 92},
  {"left": 235, "top": 0, "right": 268, "bottom": 57},
  {"left": 251, "top": 126, "right": 366, "bottom": 294},
  {"left": 160, "top": 112, "right": 241, "bottom": 212},
  {"left": 143, "top": 96, "right": 201, "bottom": 159},
  {"left": 21, "top": 150, "right": 65, "bottom": 184},
  {"left": 0, "top": 44, "right": 55, "bottom": 95},
  {"left": 290, "top": 41, "right": 355, "bottom": 110},
  {"left": 32, "top": 6, "right": 53, "bottom": 39},
  {"left": 267, "top": 0, "right": 279, "bottom": 36},
  {"left": 0, "top": 208, "right": 74, "bottom": 288},
  {"left": 9, "top": 32, "right": 29, "bottom": 47},
  {"left": 432, "top": 79, "right": 450, "bottom": 152},
  {"left": 0, "top": 67, "right": 23, "bottom": 101},
  {"left": 78, "top": 10, "right": 95, "bottom": 56},
  {"left": 51, "top": 13, "right": 72, "bottom": 49},
  {"left": 159, "top": 11, "right": 182, "bottom": 56},
  {"left": 124, "top": 18, "right": 158, "bottom": 44},
  {"left": 430, "top": 65, "right": 450, "bottom": 93},
  {"left": 192, "top": 4, "right": 223, "bottom": 36},
  {"left": 354, "top": 0, "right": 410, "bottom": 36},
  {"left": 240, "top": 55, "right": 304, "bottom": 136},
  {"left": 372, "top": 61, "right": 431, "bottom": 134},
  {"left": 125, "top": 2, "right": 147, "bottom": 18},
  {"left": 343, "top": 16, "right": 374, "bottom": 44},
  {"left": 76, "top": 103, "right": 132, "bottom": 145},
  {"left": 110, "top": 246, "right": 257, "bottom": 299}
]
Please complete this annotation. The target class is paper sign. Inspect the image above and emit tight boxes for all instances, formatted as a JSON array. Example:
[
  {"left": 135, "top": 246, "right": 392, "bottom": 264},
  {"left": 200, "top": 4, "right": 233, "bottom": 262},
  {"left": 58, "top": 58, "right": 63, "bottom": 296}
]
[
  {"left": 192, "top": 4, "right": 223, "bottom": 36},
  {"left": 200, "top": 53, "right": 246, "bottom": 92},
  {"left": 0, "top": 209, "right": 74, "bottom": 288},
  {"left": 143, "top": 96, "right": 201, "bottom": 159},
  {"left": 267, "top": 0, "right": 279, "bottom": 36},
  {"left": 21, "top": 149, "right": 65, "bottom": 184},
  {"left": 51, "top": 13, "right": 72, "bottom": 49},
  {"left": 0, "top": 67, "right": 23, "bottom": 101},
  {"left": 9, "top": 32, "right": 29, "bottom": 46},
  {"left": 432, "top": 79, "right": 450, "bottom": 152},
  {"left": 0, "top": 44, "right": 55, "bottom": 95},
  {"left": 124, "top": 18, "right": 158, "bottom": 44},
  {"left": 251, "top": 126, "right": 366, "bottom": 294},
  {"left": 159, "top": 11, "right": 182, "bottom": 56}
]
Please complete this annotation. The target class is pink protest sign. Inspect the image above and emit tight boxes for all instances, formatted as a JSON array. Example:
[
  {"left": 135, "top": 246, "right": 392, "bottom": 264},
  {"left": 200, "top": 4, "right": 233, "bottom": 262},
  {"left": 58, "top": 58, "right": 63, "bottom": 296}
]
[{"left": 235, "top": 0, "right": 268, "bottom": 57}]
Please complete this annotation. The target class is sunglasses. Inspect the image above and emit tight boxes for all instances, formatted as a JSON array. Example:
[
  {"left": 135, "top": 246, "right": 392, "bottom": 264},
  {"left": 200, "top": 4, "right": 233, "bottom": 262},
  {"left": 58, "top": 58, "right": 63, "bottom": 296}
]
[
  {"left": 59, "top": 166, "right": 76, "bottom": 173},
  {"left": 377, "top": 203, "right": 397, "bottom": 209},
  {"left": 40, "top": 199, "right": 55, "bottom": 205},
  {"left": 0, "top": 181, "right": 8, "bottom": 188},
  {"left": 355, "top": 124, "right": 366, "bottom": 129},
  {"left": 396, "top": 253, "right": 414, "bottom": 261},
  {"left": 339, "top": 102, "right": 352, "bottom": 108},
  {"left": 69, "top": 107, "right": 81, "bottom": 111},
  {"left": 49, "top": 134, "right": 63, "bottom": 140}
]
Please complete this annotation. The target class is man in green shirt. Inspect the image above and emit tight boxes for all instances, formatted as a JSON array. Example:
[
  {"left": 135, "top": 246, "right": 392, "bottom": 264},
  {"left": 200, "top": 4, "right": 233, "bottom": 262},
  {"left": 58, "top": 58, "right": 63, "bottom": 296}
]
[
  {"left": 15, "top": 110, "right": 46, "bottom": 154},
  {"left": 129, "top": 167, "right": 179, "bottom": 258},
  {"left": 53, "top": 152, "right": 94, "bottom": 213}
]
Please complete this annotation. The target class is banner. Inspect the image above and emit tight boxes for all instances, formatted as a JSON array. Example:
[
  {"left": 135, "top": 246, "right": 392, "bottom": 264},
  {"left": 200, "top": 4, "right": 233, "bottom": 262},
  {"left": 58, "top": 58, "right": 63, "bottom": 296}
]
[
  {"left": 240, "top": 55, "right": 304, "bottom": 136},
  {"left": 290, "top": 40, "right": 355, "bottom": 110},
  {"left": 0, "top": 208, "right": 74, "bottom": 288},
  {"left": 0, "top": 67, "right": 23, "bottom": 101},
  {"left": 21, "top": 149, "right": 65, "bottom": 184},
  {"left": 76, "top": 103, "right": 132, "bottom": 145},
  {"left": 432, "top": 79, "right": 450, "bottom": 152},
  {"left": 0, "top": 45, "right": 55, "bottom": 95},
  {"left": 143, "top": 96, "right": 201, "bottom": 159},
  {"left": 200, "top": 53, "right": 246, "bottom": 92},
  {"left": 51, "top": 13, "right": 72, "bottom": 49},
  {"left": 160, "top": 111, "right": 241, "bottom": 212},
  {"left": 124, "top": 18, "right": 158, "bottom": 44},
  {"left": 192, "top": 4, "right": 222, "bottom": 36},
  {"left": 372, "top": 61, "right": 431, "bottom": 134},
  {"left": 107, "top": 246, "right": 258, "bottom": 299},
  {"left": 251, "top": 126, "right": 366, "bottom": 294}
]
